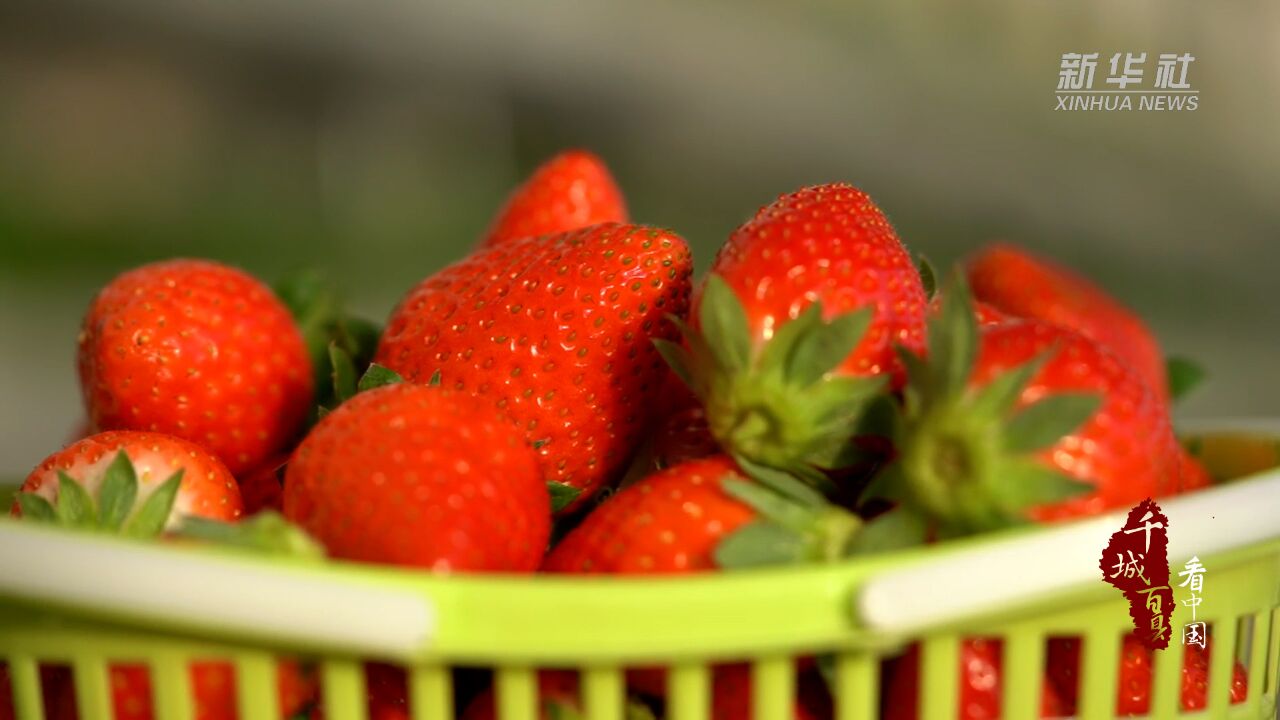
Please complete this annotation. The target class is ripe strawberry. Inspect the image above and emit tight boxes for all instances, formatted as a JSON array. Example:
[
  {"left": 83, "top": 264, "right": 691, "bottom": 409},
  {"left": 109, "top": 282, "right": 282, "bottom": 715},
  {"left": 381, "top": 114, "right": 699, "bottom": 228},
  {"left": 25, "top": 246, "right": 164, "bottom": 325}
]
[
  {"left": 871, "top": 275, "right": 1182, "bottom": 535},
  {"left": 543, "top": 455, "right": 860, "bottom": 574},
  {"left": 966, "top": 244, "right": 1169, "bottom": 405},
  {"left": 460, "top": 672, "right": 600, "bottom": 720},
  {"left": 659, "top": 184, "right": 926, "bottom": 484},
  {"left": 884, "top": 639, "right": 1069, "bottom": 720},
  {"left": 707, "top": 664, "right": 830, "bottom": 720},
  {"left": 12, "top": 431, "right": 242, "bottom": 529},
  {"left": 298, "top": 663, "right": 410, "bottom": 720},
  {"left": 0, "top": 664, "right": 69, "bottom": 720},
  {"left": 482, "top": 150, "right": 627, "bottom": 248},
  {"left": 45, "top": 661, "right": 314, "bottom": 720},
  {"left": 237, "top": 454, "right": 288, "bottom": 515},
  {"left": 283, "top": 383, "right": 549, "bottom": 571},
  {"left": 376, "top": 223, "right": 693, "bottom": 509},
  {"left": 1178, "top": 451, "right": 1214, "bottom": 491},
  {"left": 1047, "top": 633, "right": 1247, "bottom": 714},
  {"left": 78, "top": 259, "right": 313, "bottom": 475},
  {"left": 650, "top": 405, "right": 720, "bottom": 470}
]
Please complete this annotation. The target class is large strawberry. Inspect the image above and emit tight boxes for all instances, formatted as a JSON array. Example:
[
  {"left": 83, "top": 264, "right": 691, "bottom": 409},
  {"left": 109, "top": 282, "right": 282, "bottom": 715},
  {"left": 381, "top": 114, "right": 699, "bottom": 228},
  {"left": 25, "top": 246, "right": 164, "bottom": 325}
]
[
  {"left": 884, "top": 639, "right": 1070, "bottom": 719},
  {"left": 482, "top": 150, "right": 628, "bottom": 248},
  {"left": 966, "top": 245, "right": 1170, "bottom": 405},
  {"left": 283, "top": 382, "right": 549, "bottom": 571},
  {"left": 11, "top": 431, "right": 242, "bottom": 529},
  {"left": 1046, "top": 633, "right": 1247, "bottom": 714},
  {"left": 375, "top": 223, "right": 693, "bottom": 509},
  {"left": 658, "top": 184, "right": 927, "bottom": 484},
  {"left": 542, "top": 456, "right": 860, "bottom": 574},
  {"left": 868, "top": 275, "right": 1181, "bottom": 537},
  {"left": 78, "top": 259, "right": 313, "bottom": 474}
]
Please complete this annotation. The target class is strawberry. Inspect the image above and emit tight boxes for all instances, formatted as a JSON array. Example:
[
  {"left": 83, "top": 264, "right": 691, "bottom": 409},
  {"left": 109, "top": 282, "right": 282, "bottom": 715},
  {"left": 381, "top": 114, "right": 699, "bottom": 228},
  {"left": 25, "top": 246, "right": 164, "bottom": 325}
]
[
  {"left": 1047, "top": 632, "right": 1247, "bottom": 714},
  {"left": 237, "top": 454, "right": 288, "bottom": 515},
  {"left": 46, "top": 661, "right": 314, "bottom": 720},
  {"left": 375, "top": 223, "right": 693, "bottom": 509},
  {"left": 283, "top": 382, "right": 549, "bottom": 571},
  {"left": 658, "top": 184, "right": 927, "bottom": 484},
  {"left": 868, "top": 275, "right": 1181, "bottom": 536},
  {"left": 543, "top": 456, "right": 861, "bottom": 574},
  {"left": 78, "top": 259, "right": 313, "bottom": 475},
  {"left": 0, "top": 664, "right": 69, "bottom": 720},
  {"left": 966, "top": 244, "right": 1170, "bottom": 405},
  {"left": 884, "top": 639, "right": 1069, "bottom": 720},
  {"left": 461, "top": 672, "right": 601, "bottom": 720},
  {"left": 11, "top": 431, "right": 242, "bottom": 529},
  {"left": 707, "top": 664, "right": 830, "bottom": 720},
  {"left": 482, "top": 150, "right": 627, "bottom": 248}
]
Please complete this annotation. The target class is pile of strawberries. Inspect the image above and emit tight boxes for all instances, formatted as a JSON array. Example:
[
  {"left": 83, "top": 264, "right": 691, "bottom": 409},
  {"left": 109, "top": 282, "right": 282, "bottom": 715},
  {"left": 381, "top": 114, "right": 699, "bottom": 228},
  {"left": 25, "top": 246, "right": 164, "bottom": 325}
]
[{"left": 1, "top": 150, "right": 1248, "bottom": 719}]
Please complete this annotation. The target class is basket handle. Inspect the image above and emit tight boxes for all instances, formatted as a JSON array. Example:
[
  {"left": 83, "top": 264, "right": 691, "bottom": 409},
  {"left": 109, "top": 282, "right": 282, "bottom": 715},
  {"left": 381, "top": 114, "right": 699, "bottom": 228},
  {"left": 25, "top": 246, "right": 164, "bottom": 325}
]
[
  {"left": 853, "top": 466, "right": 1280, "bottom": 635},
  {"left": 0, "top": 522, "right": 434, "bottom": 656}
]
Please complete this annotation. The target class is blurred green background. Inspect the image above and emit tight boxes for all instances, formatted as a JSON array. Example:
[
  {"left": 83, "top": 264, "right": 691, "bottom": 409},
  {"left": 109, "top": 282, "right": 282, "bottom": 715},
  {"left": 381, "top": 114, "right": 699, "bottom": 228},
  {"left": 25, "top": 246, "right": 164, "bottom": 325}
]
[{"left": 1, "top": 0, "right": 1277, "bottom": 478}]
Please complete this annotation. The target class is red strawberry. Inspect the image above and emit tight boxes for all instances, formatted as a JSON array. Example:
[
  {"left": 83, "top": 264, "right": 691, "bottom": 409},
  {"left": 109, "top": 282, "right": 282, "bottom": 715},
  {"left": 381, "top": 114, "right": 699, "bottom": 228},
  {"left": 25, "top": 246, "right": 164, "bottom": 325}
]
[
  {"left": 650, "top": 405, "right": 720, "bottom": 470},
  {"left": 1047, "top": 633, "right": 1247, "bottom": 714},
  {"left": 482, "top": 150, "right": 627, "bottom": 248},
  {"left": 966, "top": 244, "right": 1169, "bottom": 405},
  {"left": 884, "top": 639, "right": 1069, "bottom": 720},
  {"left": 300, "top": 663, "right": 409, "bottom": 720},
  {"left": 283, "top": 383, "right": 549, "bottom": 571},
  {"left": 375, "top": 223, "right": 693, "bottom": 509},
  {"left": 1178, "top": 450, "right": 1214, "bottom": 492},
  {"left": 0, "top": 664, "right": 69, "bottom": 720},
  {"left": 237, "top": 454, "right": 288, "bottom": 515},
  {"left": 12, "top": 431, "right": 242, "bottom": 528},
  {"left": 78, "top": 259, "right": 313, "bottom": 474},
  {"left": 874, "top": 277, "right": 1182, "bottom": 534},
  {"left": 544, "top": 455, "right": 861, "bottom": 574},
  {"left": 707, "top": 664, "right": 830, "bottom": 720},
  {"left": 460, "top": 672, "right": 593, "bottom": 720},
  {"left": 659, "top": 184, "right": 926, "bottom": 484}
]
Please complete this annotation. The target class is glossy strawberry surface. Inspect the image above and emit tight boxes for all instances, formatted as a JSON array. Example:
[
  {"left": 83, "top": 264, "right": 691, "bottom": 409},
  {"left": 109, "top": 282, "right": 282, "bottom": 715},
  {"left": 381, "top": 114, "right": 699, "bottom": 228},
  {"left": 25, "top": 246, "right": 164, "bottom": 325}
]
[
  {"left": 77, "top": 259, "right": 313, "bottom": 474},
  {"left": 376, "top": 223, "right": 693, "bottom": 506},
  {"left": 483, "top": 150, "right": 627, "bottom": 248}
]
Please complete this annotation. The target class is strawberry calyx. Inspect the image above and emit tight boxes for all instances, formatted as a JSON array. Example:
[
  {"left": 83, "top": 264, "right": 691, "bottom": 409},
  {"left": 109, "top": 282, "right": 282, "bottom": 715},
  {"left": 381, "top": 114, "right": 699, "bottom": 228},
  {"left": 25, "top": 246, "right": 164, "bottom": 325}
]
[
  {"left": 173, "top": 512, "right": 325, "bottom": 559},
  {"left": 865, "top": 271, "right": 1099, "bottom": 537},
  {"left": 16, "top": 450, "right": 184, "bottom": 537},
  {"left": 714, "top": 471, "right": 863, "bottom": 569},
  {"left": 656, "top": 274, "right": 885, "bottom": 488}
]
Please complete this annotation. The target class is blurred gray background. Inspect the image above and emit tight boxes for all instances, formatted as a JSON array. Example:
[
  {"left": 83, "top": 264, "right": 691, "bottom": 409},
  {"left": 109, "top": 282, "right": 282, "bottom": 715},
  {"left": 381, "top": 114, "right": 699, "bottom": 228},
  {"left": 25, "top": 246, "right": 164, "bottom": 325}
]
[{"left": 1, "top": 0, "right": 1277, "bottom": 479}]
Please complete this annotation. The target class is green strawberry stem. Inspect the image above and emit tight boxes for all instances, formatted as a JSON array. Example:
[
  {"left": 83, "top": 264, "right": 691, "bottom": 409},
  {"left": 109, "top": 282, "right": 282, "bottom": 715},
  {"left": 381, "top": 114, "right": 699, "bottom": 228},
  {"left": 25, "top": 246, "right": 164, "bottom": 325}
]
[
  {"left": 655, "top": 274, "right": 884, "bottom": 488},
  {"left": 866, "top": 270, "right": 1098, "bottom": 537},
  {"left": 714, "top": 475, "right": 863, "bottom": 568},
  {"left": 16, "top": 451, "right": 186, "bottom": 537}
]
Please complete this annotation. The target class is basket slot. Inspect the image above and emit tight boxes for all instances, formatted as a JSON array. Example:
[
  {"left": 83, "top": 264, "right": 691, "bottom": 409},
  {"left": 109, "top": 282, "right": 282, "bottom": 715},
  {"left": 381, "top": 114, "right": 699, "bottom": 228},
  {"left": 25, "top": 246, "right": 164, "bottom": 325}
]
[
  {"left": 234, "top": 652, "right": 278, "bottom": 720},
  {"left": 1075, "top": 629, "right": 1120, "bottom": 720},
  {"left": 150, "top": 652, "right": 195, "bottom": 720},
  {"left": 918, "top": 635, "right": 958, "bottom": 720},
  {"left": 666, "top": 661, "right": 710, "bottom": 720},
  {"left": 999, "top": 629, "right": 1043, "bottom": 718},
  {"left": 1242, "top": 613, "right": 1267, "bottom": 716},
  {"left": 831, "top": 652, "right": 877, "bottom": 720},
  {"left": 1207, "top": 617, "right": 1239, "bottom": 713},
  {"left": 581, "top": 666, "right": 623, "bottom": 720},
  {"left": 1268, "top": 607, "right": 1280, "bottom": 696},
  {"left": 71, "top": 656, "right": 111, "bottom": 720},
  {"left": 321, "top": 659, "right": 368, "bottom": 720},
  {"left": 750, "top": 655, "right": 793, "bottom": 720},
  {"left": 408, "top": 664, "right": 452, "bottom": 720},
  {"left": 7, "top": 654, "right": 45, "bottom": 720},
  {"left": 494, "top": 666, "right": 536, "bottom": 720},
  {"left": 1149, "top": 629, "right": 1184, "bottom": 717}
]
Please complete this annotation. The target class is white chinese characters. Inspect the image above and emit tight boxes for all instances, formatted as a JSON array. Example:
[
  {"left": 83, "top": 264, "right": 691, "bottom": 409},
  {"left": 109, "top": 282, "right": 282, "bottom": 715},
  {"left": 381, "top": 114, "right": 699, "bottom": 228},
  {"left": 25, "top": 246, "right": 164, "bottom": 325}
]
[{"left": 1179, "top": 556, "right": 1207, "bottom": 648}]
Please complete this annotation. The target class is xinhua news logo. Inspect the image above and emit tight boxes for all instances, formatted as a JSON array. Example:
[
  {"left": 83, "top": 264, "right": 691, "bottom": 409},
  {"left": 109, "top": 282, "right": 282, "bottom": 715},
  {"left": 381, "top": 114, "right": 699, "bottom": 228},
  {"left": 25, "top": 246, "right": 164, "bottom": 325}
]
[{"left": 1056, "top": 52, "right": 1198, "bottom": 112}]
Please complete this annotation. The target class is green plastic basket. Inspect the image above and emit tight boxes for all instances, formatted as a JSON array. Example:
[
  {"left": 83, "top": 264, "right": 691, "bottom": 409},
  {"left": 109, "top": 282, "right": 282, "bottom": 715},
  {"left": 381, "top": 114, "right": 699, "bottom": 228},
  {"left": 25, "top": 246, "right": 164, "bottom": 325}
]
[{"left": 2, "top": 424, "right": 1279, "bottom": 720}]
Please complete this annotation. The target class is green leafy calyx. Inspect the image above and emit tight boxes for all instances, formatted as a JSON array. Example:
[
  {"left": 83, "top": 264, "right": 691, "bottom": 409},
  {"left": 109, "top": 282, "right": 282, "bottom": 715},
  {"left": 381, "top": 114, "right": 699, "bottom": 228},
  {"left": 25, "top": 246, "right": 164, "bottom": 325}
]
[
  {"left": 873, "top": 270, "right": 1098, "bottom": 536},
  {"left": 656, "top": 274, "right": 883, "bottom": 487},
  {"left": 17, "top": 451, "right": 184, "bottom": 537}
]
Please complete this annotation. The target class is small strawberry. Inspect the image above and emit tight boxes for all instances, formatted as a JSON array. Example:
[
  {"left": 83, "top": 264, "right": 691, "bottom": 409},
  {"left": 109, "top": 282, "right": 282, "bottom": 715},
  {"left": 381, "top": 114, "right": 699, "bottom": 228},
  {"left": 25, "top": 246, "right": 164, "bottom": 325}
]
[
  {"left": 237, "top": 454, "right": 288, "bottom": 515},
  {"left": 543, "top": 455, "right": 861, "bottom": 574},
  {"left": 78, "top": 259, "right": 313, "bottom": 474},
  {"left": 867, "top": 274, "right": 1181, "bottom": 536},
  {"left": 376, "top": 223, "right": 693, "bottom": 510},
  {"left": 11, "top": 431, "right": 242, "bottom": 530},
  {"left": 1047, "top": 632, "right": 1247, "bottom": 714},
  {"left": 884, "top": 639, "right": 1069, "bottom": 720},
  {"left": 283, "top": 383, "right": 549, "bottom": 571},
  {"left": 658, "top": 184, "right": 927, "bottom": 485},
  {"left": 707, "top": 664, "right": 831, "bottom": 720},
  {"left": 482, "top": 150, "right": 627, "bottom": 248},
  {"left": 966, "top": 244, "right": 1171, "bottom": 405}
]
